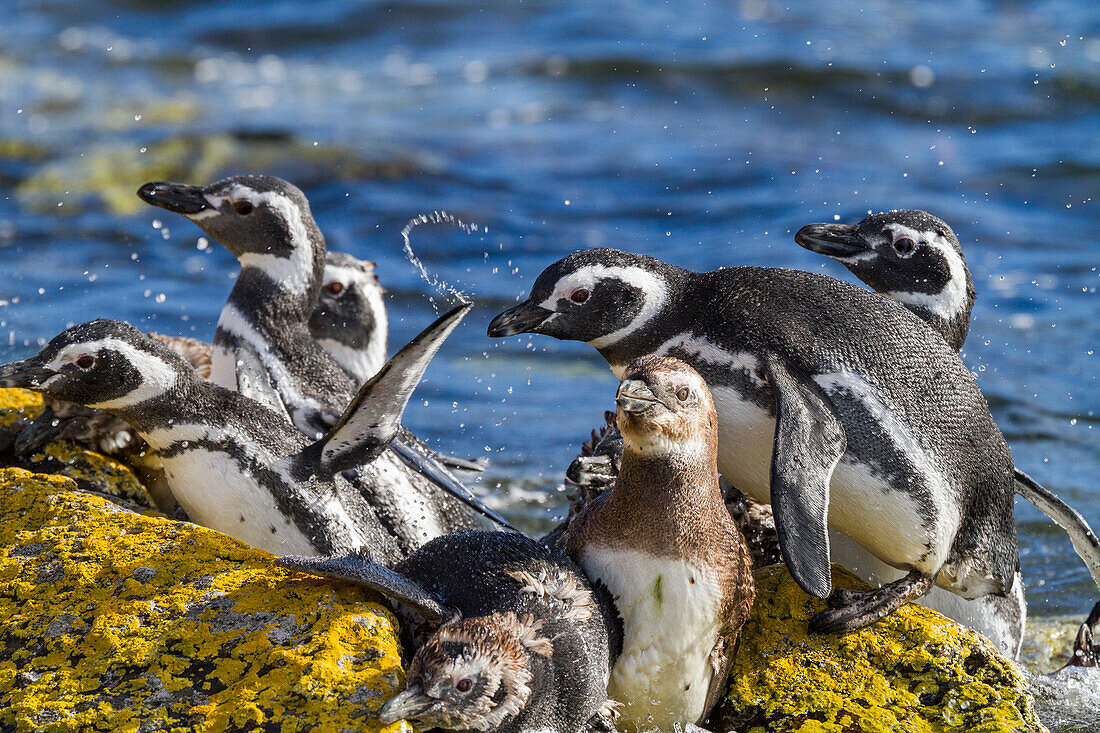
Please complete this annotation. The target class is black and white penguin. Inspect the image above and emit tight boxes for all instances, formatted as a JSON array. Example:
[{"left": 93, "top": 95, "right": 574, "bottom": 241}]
[
  {"left": 562, "top": 356, "right": 754, "bottom": 732},
  {"left": 278, "top": 530, "right": 621, "bottom": 733},
  {"left": 489, "top": 248, "right": 1021, "bottom": 637},
  {"left": 0, "top": 307, "right": 467, "bottom": 563},
  {"left": 312, "top": 251, "right": 388, "bottom": 385},
  {"left": 137, "top": 176, "right": 505, "bottom": 540},
  {"left": 797, "top": 211, "right": 1100, "bottom": 620}
]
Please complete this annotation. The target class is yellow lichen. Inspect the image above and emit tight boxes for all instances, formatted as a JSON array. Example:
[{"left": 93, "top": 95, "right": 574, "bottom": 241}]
[
  {"left": 720, "top": 565, "right": 1045, "bottom": 733},
  {"left": 0, "top": 467, "right": 407, "bottom": 731},
  {"left": 34, "top": 441, "right": 154, "bottom": 509},
  {"left": 0, "top": 388, "right": 44, "bottom": 428}
]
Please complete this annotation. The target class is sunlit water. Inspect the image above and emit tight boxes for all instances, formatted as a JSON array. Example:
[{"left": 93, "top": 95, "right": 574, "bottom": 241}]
[{"left": 1, "top": 0, "right": 1097, "bottom": 647}]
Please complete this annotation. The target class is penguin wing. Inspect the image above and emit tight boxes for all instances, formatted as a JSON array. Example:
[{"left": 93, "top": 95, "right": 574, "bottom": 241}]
[
  {"left": 234, "top": 340, "right": 294, "bottom": 424},
  {"left": 762, "top": 353, "right": 847, "bottom": 600},
  {"left": 312, "top": 303, "right": 471, "bottom": 476},
  {"left": 276, "top": 552, "right": 459, "bottom": 626}
]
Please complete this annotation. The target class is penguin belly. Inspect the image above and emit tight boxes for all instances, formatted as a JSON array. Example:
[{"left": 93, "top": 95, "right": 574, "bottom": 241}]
[
  {"left": 155, "top": 445, "right": 319, "bottom": 555},
  {"left": 578, "top": 545, "right": 722, "bottom": 732},
  {"left": 710, "top": 377, "right": 959, "bottom": 578}
]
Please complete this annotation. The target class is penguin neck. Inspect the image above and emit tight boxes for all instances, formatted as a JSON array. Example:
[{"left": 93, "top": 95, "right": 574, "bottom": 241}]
[
  {"left": 596, "top": 274, "right": 697, "bottom": 375},
  {"left": 608, "top": 442, "right": 726, "bottom": 551},
  {"left": 230, "top": 225, "right": 327, "bottom": 325}
]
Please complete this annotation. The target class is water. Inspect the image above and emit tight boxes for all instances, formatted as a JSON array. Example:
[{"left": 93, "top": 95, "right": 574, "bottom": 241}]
[{"left": 1, "top": 1, "right": 1097, "bottom": 627}]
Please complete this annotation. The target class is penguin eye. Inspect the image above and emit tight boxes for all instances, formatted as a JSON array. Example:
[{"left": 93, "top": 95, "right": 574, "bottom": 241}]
[
  {"left": 570, "top": 288, "right": 590, "bottom": 304},
  {"left": 325, "top": 281, "right": 346, "bottom": 297},
  {"left": 676, "top": 386, "right": 690, "bottom": 401},
  {"left": 893, "top": 237, "right": 915, "bottom": 255},
  {"left": 233, "top": 200, "right": 254, "bottom": 216},
  {"left": 455, "top": 678, "right": 473, "bottom": 693},
  {"left": 75, "top": 354, "right": 95, "bottom": 370}
]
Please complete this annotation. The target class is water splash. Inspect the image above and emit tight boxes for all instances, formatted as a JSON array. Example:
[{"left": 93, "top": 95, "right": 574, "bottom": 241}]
[{"left": 401, "top": 211, "right": 477, "bottom": 310}]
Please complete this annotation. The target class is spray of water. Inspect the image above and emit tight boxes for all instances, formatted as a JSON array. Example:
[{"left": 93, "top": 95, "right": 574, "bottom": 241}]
[{"left": 401, "top": 211, "right": 477, "bottom": 309}]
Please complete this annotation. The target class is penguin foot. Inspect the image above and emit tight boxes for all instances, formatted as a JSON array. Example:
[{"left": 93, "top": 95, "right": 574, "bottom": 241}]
[
  {"left": 1067, "top": 600, "right": 1100, "bottom": 667},
  {"left": 809, "top": 570, "right": 934, "bottom": 635}
]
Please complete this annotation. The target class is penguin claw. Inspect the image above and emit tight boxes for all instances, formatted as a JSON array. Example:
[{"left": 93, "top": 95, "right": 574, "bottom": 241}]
[{"left": 808, "top": 570, "right": 934, "bottom": 635}]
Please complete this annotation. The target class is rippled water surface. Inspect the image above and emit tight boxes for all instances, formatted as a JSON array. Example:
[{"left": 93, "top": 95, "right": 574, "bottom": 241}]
[{"left": 2, "top": 1, "right": 1098, "bottom": 621}]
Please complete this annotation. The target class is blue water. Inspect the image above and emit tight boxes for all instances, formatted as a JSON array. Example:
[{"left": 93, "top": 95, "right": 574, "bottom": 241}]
[{"left": 1, "top": 1, "right": 1097, "bottom": 618}]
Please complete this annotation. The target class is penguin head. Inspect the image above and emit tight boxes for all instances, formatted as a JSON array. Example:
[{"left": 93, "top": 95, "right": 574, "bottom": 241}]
[
  {"left": 487, "top": 248, "right": 676, "bottom": 348},
  {"left": 615, "top": 355, "right": 717, "bottom": 459},
  {"left": 795, "top": 210, "right": 972, "bottom": 306},
  {"left": 309, "top": 251, "right": 386, "bottom": 358},
  {"left": 378, "top": 613, "right": 547, "bottom": 730},
  {"left": 0, "top": 319, "right": 189, "bottom": 412},
  {"left": 137, "top": 175, "right": 323, "bottom": 264}
]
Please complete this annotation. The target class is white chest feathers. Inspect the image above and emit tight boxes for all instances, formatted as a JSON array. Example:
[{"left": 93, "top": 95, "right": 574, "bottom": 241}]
[{"left": 578, "top": 545, "right": 724, "bottom": 731}]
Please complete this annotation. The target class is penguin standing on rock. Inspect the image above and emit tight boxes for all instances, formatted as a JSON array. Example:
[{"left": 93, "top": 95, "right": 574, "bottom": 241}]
[
  {"left": 489, "top": 248, "right": 1022, "bottom": 636},
  {"left": 137, "top": 176, "right": 508, "bottom": 545},
  {"left": 796, "top": 211, "right": 1100, "bottom": 606},
  {"left": 0, "top": 306, "right": 468, "bottom": 562},
  {"left": 278, "top": 530, "right": 622, "bottom": 733},
  {"left": 563, "top": 356, "right": 754, "bottom": 732}
]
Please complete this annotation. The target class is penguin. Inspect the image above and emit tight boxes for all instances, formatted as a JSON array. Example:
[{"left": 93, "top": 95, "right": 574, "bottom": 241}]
[
  {"left": 796, "top": 211, "right": 1100, "bottom": 599},
  {"left": 136, "top": 176, "right": 504, "bottom": 539},
  {"left": 488, "top": 247, "right": 1021, "bottom": 636},
  {"left": 562, "top": 415, "right": 781, "bottom": 570},
  {"left": 311, "top": 251, "right": 389, "bottom": 385},
  {"left": 277, "top": 530, "right": 622, "bottom": 733},
  {"left": 0, "top": 306, "right": 468, "bottom": 563},
  {"left": 562, "top": 355, "right": 754, "bottom": 732}
]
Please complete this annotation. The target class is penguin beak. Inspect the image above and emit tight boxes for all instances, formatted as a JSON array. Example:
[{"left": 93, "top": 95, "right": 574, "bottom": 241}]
[
  {"left": 487, "top": 299, "right": 553, "bottom": 337},
  {"left": 137, "top": 181, "right": 210, "bottom": 216},
  {"left": 616, "top": 379, "right": 660, "bottom": 414},
  {"left": 795, "top": 223, "right": 867, "bottom": 259},
  {"left": 0, "top": 358, "right": 55, "bottom": 389},
  {"left": 377, "top": 684, "right": 440, "bottom": 724}
]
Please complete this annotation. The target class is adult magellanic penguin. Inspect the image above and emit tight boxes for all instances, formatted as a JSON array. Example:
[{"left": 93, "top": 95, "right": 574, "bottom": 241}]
[
  {"left": 0, "top": 306, "right": 468, "bottom": 563},
  {"left": 137, "top": 175, "right": 507, "bottom": 541},
  {"left": 489, "top": 247, "right": 1020, "bottom": 635},
  {"left": 278, "top": 530, "right": 622, "bottom": 733},
  {"left": 796, "top": 210, "right": 1100, "bottom": 599}
]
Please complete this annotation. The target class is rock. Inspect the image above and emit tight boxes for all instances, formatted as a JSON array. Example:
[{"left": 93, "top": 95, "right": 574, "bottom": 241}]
[
  {"left": 719, "top": 565, "right": 1046, "bottom": 733},
  {"left": 0, "top": 389, "right": 154, "bottom": 510},
  {"left": 0, "top": 467, "right": 408, "bottom": 731}
]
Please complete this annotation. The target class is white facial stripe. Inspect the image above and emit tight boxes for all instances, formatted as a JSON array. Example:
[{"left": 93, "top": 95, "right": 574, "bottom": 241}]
[
  {"left": 44, "top": 338, "right": 178, "bottom": 409},
  {"left": 883, "top": 223, "right": 968, "bottom": 321},
  {"left": 322, "top": 264, "right": 369, "bottom": 287},
  {"left": 538, "top": 265, "right": 668, "bottom": 349}
]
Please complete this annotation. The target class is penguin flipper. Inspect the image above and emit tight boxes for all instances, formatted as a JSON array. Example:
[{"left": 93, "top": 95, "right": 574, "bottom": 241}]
[
  {"left": 277, "top": 552, "right": 459, "bottom": 626},
  {"left": 1013, "top": 468, "right": 1100, "bottom": 592},
  {"left": 762, "top": 354, "right": 846, "bottom": 600},
  {"left": 312, "top": 303, "right": 471, "bottom": 476},
  {"left": 234, "top": 340, "right": 293, "bottom": 424}
]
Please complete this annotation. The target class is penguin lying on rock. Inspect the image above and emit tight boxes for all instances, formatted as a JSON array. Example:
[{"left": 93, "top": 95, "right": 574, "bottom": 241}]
[
  {"left": 278, "top": 530, "right": 622, "bottom": 733},
  {"left": 562, "top": 356, "right": 755, "bottom": 732},
  {"left": 137, "top": 176, "right": 503, "bottom": 541},
  {"left": 0, "top": 306, "right": 468, "bottom": 563},
  {"left": 489, "top": 248, "right": 1023, "bottom": 637}
]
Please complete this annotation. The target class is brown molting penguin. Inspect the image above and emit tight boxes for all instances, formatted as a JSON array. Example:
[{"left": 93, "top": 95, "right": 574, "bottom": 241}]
[{"left": 564, "top": 355, "right": 754, "bottom": 732}]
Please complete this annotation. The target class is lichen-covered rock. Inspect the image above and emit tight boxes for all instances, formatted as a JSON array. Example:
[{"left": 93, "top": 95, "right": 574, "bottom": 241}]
[
  {"left": 0, "top": 389, "right": 154, "bottom": 510},
  {"left": 0, "top": 467, "right": 409, "bottom": 732},
  {"left": 720, "top": 565, "right": 1045, "bottom": 733}
]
